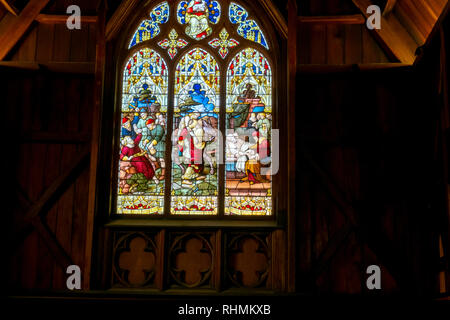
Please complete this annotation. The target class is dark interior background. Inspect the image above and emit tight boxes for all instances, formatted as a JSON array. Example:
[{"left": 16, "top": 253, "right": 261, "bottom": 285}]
[{"left": 2, "top": 0, "right": 449, "bottom": 299}]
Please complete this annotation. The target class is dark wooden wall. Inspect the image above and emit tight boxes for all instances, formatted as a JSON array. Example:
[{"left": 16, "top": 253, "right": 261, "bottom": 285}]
[
  {"left": 4, "top": 0, "right": 96, "bottom": 289},
  {"left": 4, "top": 0, "right": 448, "bottom": 296},
  {"left": 296, "top": 68, "right": 439, "bottom": 294},
  {"left": 298, "top": 23, "right": 390, "bottom": 64},
  {"left": 6, "top": 70, "right": 94, "bottom": 290}
]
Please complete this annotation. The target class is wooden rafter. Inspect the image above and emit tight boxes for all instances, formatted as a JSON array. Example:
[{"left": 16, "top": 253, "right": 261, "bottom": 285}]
[
  {"left": 352, "top": 0, "right": 417, "bottom": 64},
  {"left": 0, "top": 61, "right": 95, "bottom": 74},
  {"left": 0, "top": 0, "right": 18, "bottom": 15},
  {"left": 35, "top": 14, "right": 98, "bottom": 24},
  {"left": 0, "top": 0, "right": 50, "bottom": 60},
  {"left": 414, "top": 1, "right": 450, "bottom": 66},
  {"left": 298, "top": 14, "right": 365, "bottom": 25},
  {"left": 383, "top": 0, "right": 397, "bottom": 16}
]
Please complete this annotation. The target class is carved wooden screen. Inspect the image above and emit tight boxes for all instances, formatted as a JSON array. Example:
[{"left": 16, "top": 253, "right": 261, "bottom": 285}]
[{"left": 104, "top": 0, "right": 286, "bottom": 292}]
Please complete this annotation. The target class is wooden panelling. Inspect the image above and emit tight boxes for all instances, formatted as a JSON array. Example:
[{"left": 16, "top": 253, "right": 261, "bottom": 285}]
[
  {"left": 112, "top": 232, "right": 158, "bottom": 288},
  {"left": 7, "top": 20, "right": 95, "bottom": 62},
  {"left": 225, "top": 232, "right": 271, "bottom": 289},
  {"left": 298, "top": 24, "right": 390, "bottom": 64},
  {"left": 295, "top": 65, "right": 443, "bottom": 293},
  {"left": 5, "top": 70, "right": 94, "bottom": 290},
  {"left": 0, "top": 0, "right": 50, "bottom": 60},
  {"left": 353, "top": 0, "right": 418, "bottom": 64},
  {"left": 168, "top": 232, "right": 215, "bottom": 289},
  {"left": 395, "top": 0, "right": 448, "bottom": 46}
]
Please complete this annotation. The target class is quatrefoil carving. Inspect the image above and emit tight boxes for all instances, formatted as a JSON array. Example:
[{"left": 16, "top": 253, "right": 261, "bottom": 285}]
[{"left": 113, "top": 233, "right": 156, "bottom": 287}]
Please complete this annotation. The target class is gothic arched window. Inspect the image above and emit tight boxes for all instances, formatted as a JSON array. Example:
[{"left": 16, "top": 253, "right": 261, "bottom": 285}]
[{"left": 116, "top": 0, "right": 277, "bottom": 217}]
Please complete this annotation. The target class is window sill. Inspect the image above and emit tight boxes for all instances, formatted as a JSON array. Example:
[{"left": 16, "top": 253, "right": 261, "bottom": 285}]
[{"left": 104, "top": 218, "right": 281, "bottom": 228}]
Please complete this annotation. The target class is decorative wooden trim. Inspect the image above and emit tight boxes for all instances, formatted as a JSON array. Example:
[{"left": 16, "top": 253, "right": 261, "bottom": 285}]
[
  {"left": 298, "top": 14, "right": 365, "bottom": 25},
  {"left": 105, "top": 218, "right": 280, "bottom": 228},
  {"left": 352, "top": 0, "right": 417, "bottom": 64},
  {"left": 286, "top": 0, "right": 297, "bottom": 293},
  {"left": 0, "top": 0, "right": 18, "bottom": 16},
  {"left": 84, "top": 0, "right": 107, "bottom": 290},
  {"left": 35, "top": 14, "right": 98, "bottom": 24},
  {"left": 155, "top": 229, "right": 166, "bottom": 290},
  {"left": 0, "top": 0, "right": 50, "bottom": 60},
  {"left": 167, "top": 232, "right": 215, "bottom": 288},
  {"left": 106, "top": 0, "right": 141, "bottom": 41},
  {"left": 0, "top": 61, "right": 95, "bottom": 74},
  {"left": 225, "top": 232, "right": 271, "bottom": 289},
  {"left": 111, "top": 231, "right": 158, "bottom": 288},
  {"left": 259, "top": 0, "right": 287, "bottom": 39}
]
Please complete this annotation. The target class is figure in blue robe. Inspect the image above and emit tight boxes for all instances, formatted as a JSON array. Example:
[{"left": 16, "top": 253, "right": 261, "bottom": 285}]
[{"left": 180, "top": 83, "right": 217, "bottom": 118}]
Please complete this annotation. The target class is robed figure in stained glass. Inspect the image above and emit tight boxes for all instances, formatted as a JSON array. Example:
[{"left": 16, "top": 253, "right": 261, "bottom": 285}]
[
  {"left": 118, "top": 48, "right": 168, "bottom": 214},
  {"left": 185, "top": 0, "right": 211, "bottom": 39},
  {"left": 171, "top": 48, "right": 219, "bottom": 214},
  {"left": 178, "top": 0, "right": 220, "bottom": 40},
  {"left": 225, "top": 48, "right": 272, "bottom": 215}
]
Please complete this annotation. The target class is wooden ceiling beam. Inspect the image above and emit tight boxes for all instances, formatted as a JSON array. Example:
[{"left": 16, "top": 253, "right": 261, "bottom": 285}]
[
  {"left": 0, "top": 0, "right": 50, "bottom": 60},
  {"left": 35, "top": 13, "right": 98, "bottom": 24},
  {"left": 352, "top": 0, "right": 417, "bottom": 64},
  {"left": 298, "top": 14, "right": 365, "bottom": 25},
  {"left": 414, "top": 0, "right": 450, "bottom": 65},
  {"left": 383, "top": 0, "right": 396, "bottom": 16},
  {"left": 0, "top": 0, "right": 18, "bottom": 16},
  {"left": 0, "top": 61, "right": 95, "bottom": 74}
]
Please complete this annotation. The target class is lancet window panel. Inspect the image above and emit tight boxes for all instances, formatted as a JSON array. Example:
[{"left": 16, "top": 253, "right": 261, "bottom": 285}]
[{"left": 116, "top": 0, "right": 275, "bottom": 217}]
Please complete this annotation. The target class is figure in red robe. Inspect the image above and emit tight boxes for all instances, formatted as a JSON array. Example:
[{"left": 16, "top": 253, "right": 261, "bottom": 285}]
[{"left": 120, "top": 134, "right": 155, "bottom": 180}]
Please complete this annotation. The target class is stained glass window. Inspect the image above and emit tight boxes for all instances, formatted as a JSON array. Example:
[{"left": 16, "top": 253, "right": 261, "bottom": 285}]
[
  {"left": 177, "top": 0, "right": 221, "bottom": 40},
  {"left": 129, "top": 2, "right": 169, "bottom": 48},
  {"left": 208, "top": 28, "right": 239, "bottom": 59},
  {"left": 171, "top": 48, "right": 220, "bottom": 215},
  {"left": 225, "top": 48, "right": 272, "bottom": 215},
  {"left": 229, "top": 2, "right": 269, "bottom": 49},
  {"left": 118, "top": 48, "right": 168, "bottom": 214},
  {"left": 158, "top": 29, "right": 189, "bottom": 59},
  {"left": 118, "top": 1, "right": 275, "bottom": 217}
]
